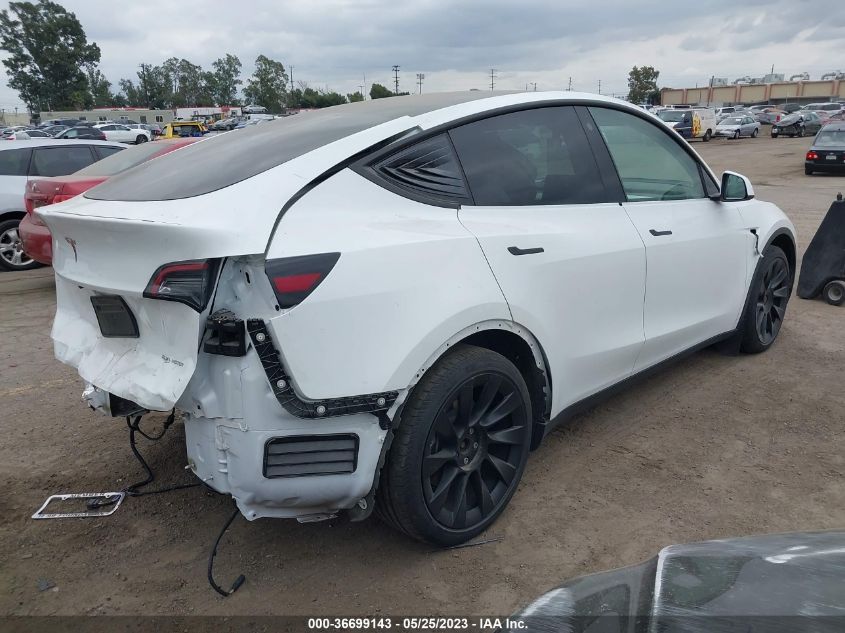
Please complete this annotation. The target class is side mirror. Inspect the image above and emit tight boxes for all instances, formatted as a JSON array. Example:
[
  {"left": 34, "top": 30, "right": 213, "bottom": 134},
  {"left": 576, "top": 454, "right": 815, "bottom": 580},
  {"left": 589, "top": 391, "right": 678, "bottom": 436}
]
[{"left": 719, "top": 171, "right": 755, "bottom": 202}]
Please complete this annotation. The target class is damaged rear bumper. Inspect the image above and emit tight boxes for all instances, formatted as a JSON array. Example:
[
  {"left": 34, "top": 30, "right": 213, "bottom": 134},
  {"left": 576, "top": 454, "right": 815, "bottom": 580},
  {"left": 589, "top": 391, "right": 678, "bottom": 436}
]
[{"left": 185, "top": 412, "right": 386, "bottom": 520}]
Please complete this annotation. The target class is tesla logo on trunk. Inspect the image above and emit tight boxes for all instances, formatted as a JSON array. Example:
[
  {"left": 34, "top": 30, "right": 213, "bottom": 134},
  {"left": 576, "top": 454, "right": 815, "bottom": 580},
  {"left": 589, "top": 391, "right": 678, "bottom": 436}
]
[{"left": 65, "top": 237, "right": 78, "bottom": 262}]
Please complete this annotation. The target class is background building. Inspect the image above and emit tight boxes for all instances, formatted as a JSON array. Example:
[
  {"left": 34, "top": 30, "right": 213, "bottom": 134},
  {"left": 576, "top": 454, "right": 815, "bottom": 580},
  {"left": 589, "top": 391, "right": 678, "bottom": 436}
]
[{"left": 662, "top": 78, "right": 845, "bottom": 107}]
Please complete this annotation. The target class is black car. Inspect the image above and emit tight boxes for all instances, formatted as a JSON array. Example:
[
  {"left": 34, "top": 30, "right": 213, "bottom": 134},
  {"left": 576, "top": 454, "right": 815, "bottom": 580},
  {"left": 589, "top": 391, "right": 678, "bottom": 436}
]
[
  {"left": 772, "top": 111, "right": 823, "bottom": 138},
  {"left": 805, "top": 123, "right": 845, "bottom": 175},
  {"left": 54, "top": 126, "right": 107, "bottom": 140}
]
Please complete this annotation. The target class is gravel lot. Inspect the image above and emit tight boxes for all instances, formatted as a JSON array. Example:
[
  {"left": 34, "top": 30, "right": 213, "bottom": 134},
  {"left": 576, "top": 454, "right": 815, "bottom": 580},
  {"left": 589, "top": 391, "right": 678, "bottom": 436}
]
[{"left": 1, "top": 134, "right": 843, "bottom": 617}]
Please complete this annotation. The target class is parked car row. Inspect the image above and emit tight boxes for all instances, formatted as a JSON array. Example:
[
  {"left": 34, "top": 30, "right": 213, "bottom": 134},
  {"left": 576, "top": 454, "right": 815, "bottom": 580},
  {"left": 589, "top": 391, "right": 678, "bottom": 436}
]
[{"left": 0, "top": 139, "right": 125, "bottom": 271}]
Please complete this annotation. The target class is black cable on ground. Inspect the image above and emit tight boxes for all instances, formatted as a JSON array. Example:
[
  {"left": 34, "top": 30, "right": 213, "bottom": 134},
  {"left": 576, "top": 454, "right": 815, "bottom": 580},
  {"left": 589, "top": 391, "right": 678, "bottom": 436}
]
[
  {"left": 87, "top": 410, "right": 199, "bottom": 510},
  {"left": 207, "top": 505, "right": 246, "bottom": 597}
]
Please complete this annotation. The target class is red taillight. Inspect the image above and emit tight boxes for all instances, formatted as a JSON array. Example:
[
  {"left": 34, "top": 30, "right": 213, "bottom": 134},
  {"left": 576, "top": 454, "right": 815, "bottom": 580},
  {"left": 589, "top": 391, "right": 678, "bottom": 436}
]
[
  {"left": 143, "top": 259, "right": 220, "bottom": 312},
  {"left": 265, "top": 253, "right": 340, "bottom": 309},
  {"left": 807, "top": 151, "right": 819, "bottom": 160}
]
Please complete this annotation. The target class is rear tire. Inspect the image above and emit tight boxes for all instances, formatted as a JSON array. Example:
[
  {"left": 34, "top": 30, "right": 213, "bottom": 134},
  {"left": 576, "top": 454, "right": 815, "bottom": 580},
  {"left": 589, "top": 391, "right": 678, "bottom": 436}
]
[
  {"left": 0, "top": 218, "right": 41, "bottom": 272},
  {"left": 797, "top": 126, "right": 805, "bottom": 138},
  {"left": 751, "top": 128, "right": 759, "bottom": 138},
  {"left": 805, "top": 166, "right": 813, "bottom": 175},
  {"left": 377, "top": 344, "right": 532, "bottom": 546},
  {"left": 135, "top": 135, "right": 147, "bottom": 144},
  {"left": 771, "top": 130, "right": 779, "bottom": 138},
  {"left": 703, "top": 130, "right": 712, "bottom": 142},
  {"left": 740, "top": 245, "right": 791, "bottom": 354},
  {"left": 822, "top": 280, "right": 845, "bottom": 306}
]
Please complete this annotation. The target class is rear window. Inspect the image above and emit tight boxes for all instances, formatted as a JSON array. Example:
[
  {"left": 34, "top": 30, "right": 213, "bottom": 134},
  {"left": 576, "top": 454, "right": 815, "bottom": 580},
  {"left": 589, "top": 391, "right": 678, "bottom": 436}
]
[
  {"left": 76, "top": 142, "right": 169, "bottom": 177},
  {"left": 31, "top": 146, "right": 96, "bottom": 177},
  {"left": 0, "top": 148, "right": 31, "bottom": 176}
]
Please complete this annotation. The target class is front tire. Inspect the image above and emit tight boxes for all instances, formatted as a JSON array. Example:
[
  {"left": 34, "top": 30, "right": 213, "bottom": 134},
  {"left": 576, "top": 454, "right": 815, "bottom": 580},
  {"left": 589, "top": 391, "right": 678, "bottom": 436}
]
[
  {"left": 135, "top": 134, "right": 147, "bottom": 144},
  {"left": 740, "top": 245, "right": 791, "bottom": 354},
  {"left": 733, "top": 130, "right": 740, "bottom": 140},
  {"left": 771, "top": 130, "right": 779, "bottom": 138},
  {"left": 377, "top": 344, "right": 532, "bottom": 546},
  {"left": 822, "top": 280, "right": 845, "bottom": 306},
  {"left": 751, "top": 128, "right": 759, "bottom": 138},
  {"left": 797, "top": 126, "right": 805, "bottom": 138}
]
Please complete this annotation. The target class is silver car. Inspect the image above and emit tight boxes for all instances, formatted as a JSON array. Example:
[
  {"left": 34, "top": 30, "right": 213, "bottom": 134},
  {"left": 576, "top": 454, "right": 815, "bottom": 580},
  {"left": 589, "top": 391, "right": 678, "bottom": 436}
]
[{"left": 715, "top": 115, "right": 761, "bottom": 139}]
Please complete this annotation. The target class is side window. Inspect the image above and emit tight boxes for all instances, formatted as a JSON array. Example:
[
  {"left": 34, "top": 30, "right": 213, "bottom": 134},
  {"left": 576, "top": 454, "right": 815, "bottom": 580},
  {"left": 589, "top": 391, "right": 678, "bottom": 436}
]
[
  {"left": 371, "top": 134, "right": 470, "bottom": 205},
  {"left": 449, "top": 106, "right": 609, "bottom": 206},
  {"left": 589, "top": 107, "right": 706, "bottom": 202},
  {"left": 93, "top": 146, "right": 124, "bottom": 160},
  {"left": 155, "top": 115, "right": 164, "bottom": 123},
  {"left": 0, "top": 148, "right": 31, "bottom": 176},
  {"left": 63, "top": 128, "right": 79, "bottom": 138},
  {"left": 140, "top": 115, "right": 148, "bottom": 123},
  {"left": 31, "top": 146, "right": 96, "bottom": 177}
]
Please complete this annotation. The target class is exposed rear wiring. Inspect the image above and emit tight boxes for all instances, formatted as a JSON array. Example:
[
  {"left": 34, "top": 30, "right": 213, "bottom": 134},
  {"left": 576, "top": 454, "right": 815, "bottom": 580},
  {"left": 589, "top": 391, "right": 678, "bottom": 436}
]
[
  {"left": 85, "top": 409, "right": 246, "bottom": 596},
  {"left": 208, "top": 505, "right": 246, "bottom": 597}
]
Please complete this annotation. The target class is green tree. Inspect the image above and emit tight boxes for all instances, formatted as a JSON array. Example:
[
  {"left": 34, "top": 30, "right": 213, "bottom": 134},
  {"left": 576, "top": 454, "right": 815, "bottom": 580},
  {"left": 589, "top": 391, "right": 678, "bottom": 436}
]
[
  {"left": 369, "top": 83, "right": 393, "bottom": 99},
  {"left": 85, "top": 64, "right": 113, "bottom": 107},
  {"left": 627, "top": 65, "right": 660, "bottom": 105},
  {"left": 347, "top": 91, "right": 364, "bottom": 103},
  {"left": 211, "top": 54, "right": 242, "bottom": 105},
  {"left": 0, "top": 0, "right": 101, "bottom": 112},
  {"left": 243, "top": 55, "right": 289, "bottom": 113}
]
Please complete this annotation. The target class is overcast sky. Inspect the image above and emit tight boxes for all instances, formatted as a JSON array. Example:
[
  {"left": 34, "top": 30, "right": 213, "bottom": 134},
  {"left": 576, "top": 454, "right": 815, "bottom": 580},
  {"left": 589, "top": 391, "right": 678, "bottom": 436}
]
[{"left": 0, "top": 0, "right": 843, "bottom": 110}]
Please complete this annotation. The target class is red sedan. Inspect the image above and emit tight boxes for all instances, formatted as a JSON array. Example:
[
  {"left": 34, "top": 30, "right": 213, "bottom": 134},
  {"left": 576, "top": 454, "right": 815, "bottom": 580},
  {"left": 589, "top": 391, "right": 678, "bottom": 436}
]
[{"left": 20, "top": 138, "right": 200, "bottom": 265}]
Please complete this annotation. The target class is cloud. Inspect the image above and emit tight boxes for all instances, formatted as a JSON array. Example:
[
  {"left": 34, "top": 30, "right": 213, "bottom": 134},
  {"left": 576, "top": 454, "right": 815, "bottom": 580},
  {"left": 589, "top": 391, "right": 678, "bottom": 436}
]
[{"left": 0, "top": 0, "right": 843, "bottom": 109}]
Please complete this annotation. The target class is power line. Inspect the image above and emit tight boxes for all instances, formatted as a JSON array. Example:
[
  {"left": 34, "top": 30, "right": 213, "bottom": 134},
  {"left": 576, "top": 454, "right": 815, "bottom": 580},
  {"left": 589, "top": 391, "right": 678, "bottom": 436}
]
[{"left": 392, "top": 65, "right": 400, "bottom": 95}]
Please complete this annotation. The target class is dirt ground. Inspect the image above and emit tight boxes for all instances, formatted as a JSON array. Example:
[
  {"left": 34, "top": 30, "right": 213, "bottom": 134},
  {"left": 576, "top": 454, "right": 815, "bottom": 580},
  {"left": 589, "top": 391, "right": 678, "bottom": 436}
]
[{"left": 1, "top": 134, "right": 844, "bottom": 617}]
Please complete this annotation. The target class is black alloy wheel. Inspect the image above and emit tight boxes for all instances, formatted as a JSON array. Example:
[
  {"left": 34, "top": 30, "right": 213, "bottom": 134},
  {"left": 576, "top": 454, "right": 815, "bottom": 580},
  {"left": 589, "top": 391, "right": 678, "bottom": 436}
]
[
  {"left": 741, "top": 245, "right": 791, "bottom": 353},
  {"left": 377, "top": 344, "right": 532, "bottom": 546},
  {"left": 422, "top": 373, "right": 529, "bottom": 531}
]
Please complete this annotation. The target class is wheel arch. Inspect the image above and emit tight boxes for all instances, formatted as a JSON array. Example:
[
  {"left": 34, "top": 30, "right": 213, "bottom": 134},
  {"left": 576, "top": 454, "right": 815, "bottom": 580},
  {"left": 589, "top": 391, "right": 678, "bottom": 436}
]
[
  {"left": 765, "top": 228, "right": 796, "bottom": 283},
  {"left": 0, "top": 210, "right": 25, "bottom": 223},
  {"left": 399, "top": 320, "right": 552, "bottom": 450}
]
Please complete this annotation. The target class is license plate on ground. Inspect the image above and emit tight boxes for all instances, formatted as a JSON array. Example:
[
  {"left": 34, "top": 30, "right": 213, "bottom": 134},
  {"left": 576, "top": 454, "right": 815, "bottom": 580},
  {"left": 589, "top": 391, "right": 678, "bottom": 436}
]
[{"left": 90, "top": 295, "right": 139, "bottom": 338}]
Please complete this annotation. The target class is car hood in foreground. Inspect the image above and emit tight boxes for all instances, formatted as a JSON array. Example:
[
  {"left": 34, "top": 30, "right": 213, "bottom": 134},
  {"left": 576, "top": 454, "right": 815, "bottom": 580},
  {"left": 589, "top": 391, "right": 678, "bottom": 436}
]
[{"left": 516, "top": 530, "right": 845, "bottom": 630}]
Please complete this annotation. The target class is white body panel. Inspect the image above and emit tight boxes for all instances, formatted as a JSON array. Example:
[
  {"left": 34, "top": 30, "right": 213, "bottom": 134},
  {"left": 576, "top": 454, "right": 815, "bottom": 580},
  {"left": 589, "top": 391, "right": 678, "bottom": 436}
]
[
  {"left": 264, "top": 169, "right": 511, "bottom": 399},
  {"left": 622, "top": 198, "right": 750, "bottom": 369},
  {"left": 458, "top": 202, "right": 646, "bottom": 414}
]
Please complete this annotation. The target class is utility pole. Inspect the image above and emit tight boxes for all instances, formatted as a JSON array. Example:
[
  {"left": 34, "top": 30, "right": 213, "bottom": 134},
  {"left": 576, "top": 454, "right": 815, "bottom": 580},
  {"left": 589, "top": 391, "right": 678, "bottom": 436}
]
[
  {"left": 568, "top": 76, "right": 572, "bottom": 91},
  {"left": 490, "top": 68, "right": 497, "bottom": 91},
  {"left": 416, "top": 73, "right": 425, "bottom": 94},
  {"left": 359, "top": 84, "right": 365, "bottom": 98},
  {"left": 598, "top": 79, "right": 601, "bottom": 94},
  {"left": 289, "top": 65, "right": 294, "bottom": 93},
  {"left": 363, "top": 73, "right": 367, "bottom": 99},
  {"left": 530, "top": 82, "right": 537, "bottom": 91},
  {"left": 392, "top": 65, "right": 400, "bottom": 95}
]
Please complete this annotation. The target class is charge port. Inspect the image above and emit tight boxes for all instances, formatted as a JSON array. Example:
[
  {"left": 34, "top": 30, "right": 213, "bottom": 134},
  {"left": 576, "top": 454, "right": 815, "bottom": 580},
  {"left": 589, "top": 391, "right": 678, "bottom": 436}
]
[{"left": 204, "top": 310, "right": 246, "bottom": 357}]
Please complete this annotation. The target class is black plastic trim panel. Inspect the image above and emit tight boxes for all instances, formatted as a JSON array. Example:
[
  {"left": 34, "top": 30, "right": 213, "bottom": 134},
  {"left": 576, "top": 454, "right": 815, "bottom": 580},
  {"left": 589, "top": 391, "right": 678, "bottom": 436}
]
[
  {"left": 246, "top": 319, "right": 398, "bottom": 419},
  {"left": 263, "top": 434, "right": 359, "bottom": 478}
]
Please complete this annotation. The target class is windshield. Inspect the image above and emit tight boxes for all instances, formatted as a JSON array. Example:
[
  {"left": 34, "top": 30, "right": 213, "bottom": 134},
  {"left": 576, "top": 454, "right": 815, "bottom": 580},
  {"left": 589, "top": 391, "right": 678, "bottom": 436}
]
[
  {"left": 658, "top": 110, "right": 687, "bottom": 122},
  {"left": 815, "top": 130, "right": 845, "bottom": 147},
  {"left": 721, "top": 117, "right": 742, "bottom": 125},
  {"left": 73, "top": 141, "right": 173, "bottom": 176}
]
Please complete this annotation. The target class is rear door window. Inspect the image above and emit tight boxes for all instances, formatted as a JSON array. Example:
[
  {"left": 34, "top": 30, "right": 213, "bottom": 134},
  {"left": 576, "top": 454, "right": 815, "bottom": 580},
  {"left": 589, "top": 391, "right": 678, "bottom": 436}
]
[
  {"left": 0, "top": 148, "right": 32, "bottom": 176},
  {"left": 93, "top": 146, "right": 124, "bottom": 160},
  {"left": 31, "top": 146, "right": 97, "bottom": 177},
  {"left": 449, "top": 106, "right": 610, "bottom": 206}
]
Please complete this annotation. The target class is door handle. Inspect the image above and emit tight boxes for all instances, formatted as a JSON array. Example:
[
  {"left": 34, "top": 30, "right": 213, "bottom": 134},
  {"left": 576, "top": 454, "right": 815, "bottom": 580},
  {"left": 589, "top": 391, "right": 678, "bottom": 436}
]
[
  {"left": 508, "top": 246, "right": 545, "bottom": 256},
  {"left": 649, "top": 229, "right": 673, "bottom": 237}
]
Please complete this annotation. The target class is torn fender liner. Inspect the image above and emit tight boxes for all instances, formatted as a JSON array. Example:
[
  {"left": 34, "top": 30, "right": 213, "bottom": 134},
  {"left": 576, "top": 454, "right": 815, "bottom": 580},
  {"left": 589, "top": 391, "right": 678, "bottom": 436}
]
[
  {"left": 798, "top": 197, "right": 845, "bottom": 299},
  {"left": 52, "top": 275, "right": 203, "bottom": 411},
  {"left": 246, "top": 319, "right": 398, "bottom": 418}
]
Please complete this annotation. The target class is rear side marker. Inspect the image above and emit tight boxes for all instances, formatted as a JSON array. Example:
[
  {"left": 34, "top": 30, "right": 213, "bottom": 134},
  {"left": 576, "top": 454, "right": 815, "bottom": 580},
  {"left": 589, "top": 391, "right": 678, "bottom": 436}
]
[{"left": 246, "top": 319, "right": 398, "bottom": 419}]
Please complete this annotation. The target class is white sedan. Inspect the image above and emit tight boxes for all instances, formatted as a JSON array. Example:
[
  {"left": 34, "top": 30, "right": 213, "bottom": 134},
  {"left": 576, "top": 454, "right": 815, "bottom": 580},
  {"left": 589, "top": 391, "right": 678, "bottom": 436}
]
[
  {"left": 93, "top": 123, "right": 151, "bottom": 144},
  {"left": 42, "top": 92, "right": 796, "bottom": 547}
]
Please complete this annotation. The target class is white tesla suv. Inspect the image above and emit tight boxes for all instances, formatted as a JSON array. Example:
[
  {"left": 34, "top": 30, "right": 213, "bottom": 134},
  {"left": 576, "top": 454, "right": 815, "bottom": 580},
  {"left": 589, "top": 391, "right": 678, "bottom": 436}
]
[{"left": 42, "top": 92, "right": 796, "bottom": 545}]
